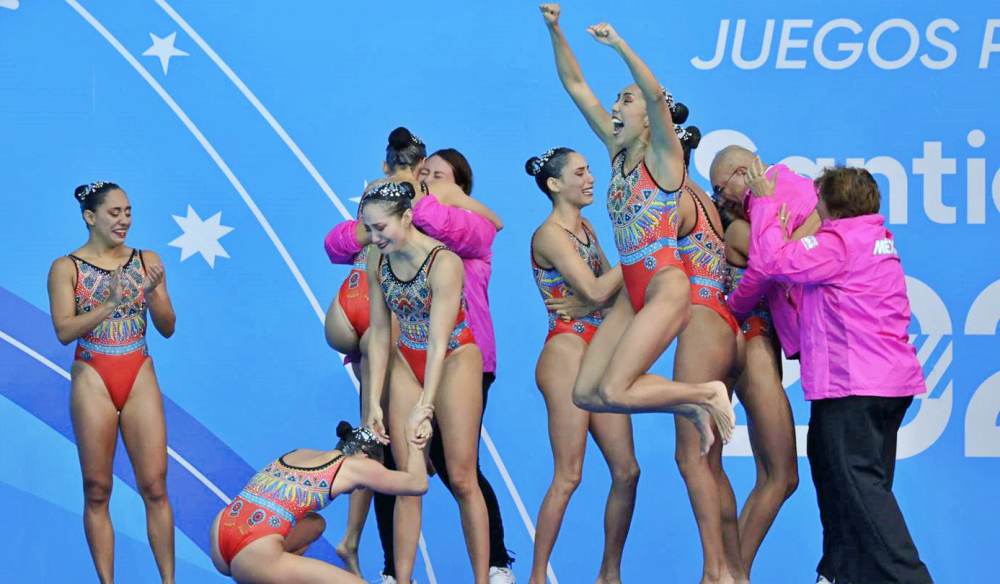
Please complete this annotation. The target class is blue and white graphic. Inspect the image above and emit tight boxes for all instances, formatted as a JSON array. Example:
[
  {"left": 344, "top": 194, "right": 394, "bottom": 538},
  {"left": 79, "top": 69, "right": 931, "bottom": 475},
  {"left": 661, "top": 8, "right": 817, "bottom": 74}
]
[{"left": 1, "top": 2, "right": 997, "bottom": 582}]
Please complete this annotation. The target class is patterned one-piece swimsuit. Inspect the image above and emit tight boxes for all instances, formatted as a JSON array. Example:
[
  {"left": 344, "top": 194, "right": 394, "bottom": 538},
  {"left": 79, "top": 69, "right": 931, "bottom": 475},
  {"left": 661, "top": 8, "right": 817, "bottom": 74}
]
[{"left": 531, "top": 222, "right": 606, "bottom": 344}]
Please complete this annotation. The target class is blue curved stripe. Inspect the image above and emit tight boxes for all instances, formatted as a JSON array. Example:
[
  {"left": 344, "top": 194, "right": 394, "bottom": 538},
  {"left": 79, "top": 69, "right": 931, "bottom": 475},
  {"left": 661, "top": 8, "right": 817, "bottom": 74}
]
[{"left": 0, "top": 285, "right": 342, "bottom": 565}]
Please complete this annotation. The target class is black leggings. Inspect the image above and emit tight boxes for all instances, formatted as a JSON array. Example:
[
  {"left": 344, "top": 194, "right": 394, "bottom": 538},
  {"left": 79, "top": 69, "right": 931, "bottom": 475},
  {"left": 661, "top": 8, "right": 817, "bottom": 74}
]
[{"left": 374, "top": 372, "right": 513, "bottom": 576}]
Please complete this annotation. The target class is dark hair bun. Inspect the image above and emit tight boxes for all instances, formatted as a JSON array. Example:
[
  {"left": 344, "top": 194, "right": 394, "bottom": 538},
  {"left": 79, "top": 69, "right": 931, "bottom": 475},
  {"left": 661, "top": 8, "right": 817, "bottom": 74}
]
[
  {"left": 525, "top": 157, "right": 542, "bottom": 177},
  {"left": 389, "top": 127, "right": 414, "bottom": 150},
  {"left": 671, "top": 102, "right": 689, "bottom": 125},
  {"left": 74, "top": 185, "right": 89, "bottom": 203},
  {"left": 336, "top": 421, "right": 353, "bottom": 439},
  {"left": 400, "top": 182, "right": 416, "bottom": 199},
  {"left": 685, "top": 125, "right": 702, "bottom": 150}
]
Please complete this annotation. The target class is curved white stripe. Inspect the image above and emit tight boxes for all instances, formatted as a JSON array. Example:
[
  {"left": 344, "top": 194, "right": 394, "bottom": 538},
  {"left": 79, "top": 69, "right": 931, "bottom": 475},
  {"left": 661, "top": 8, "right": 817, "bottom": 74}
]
[
  {"left": 152, "top": 8, "right": 547, "bottom": 577},
  {"left": 66, "top": 0, "right": 324, "bottom": 323},
  {"left": 154, "top": 0, "right": 352, "bottom": 221},
  {"left": 0, "top": 329, "right": 230, "bottom": 504}
]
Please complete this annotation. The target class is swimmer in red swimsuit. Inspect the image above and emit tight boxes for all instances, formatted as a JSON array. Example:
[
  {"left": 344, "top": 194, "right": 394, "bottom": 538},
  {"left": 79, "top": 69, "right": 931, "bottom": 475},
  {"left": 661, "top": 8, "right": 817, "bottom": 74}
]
[
  {"left": 209, "top": 407, "right": 432, "bottom": 584},
  {"left": 525, "top": 147, "right": 640, "bottom": 584},
  {"left": 362, "top": 181, "right": 491, "bottom": 584},
  {"left": 540, "top": 6, "right": 734, "bottom": 445},
  {"left": 47, "top": 181, "right": 177, "bottom": 584},
  {"left": 720, "top": 201, "right": 799, "bottom": 578}
]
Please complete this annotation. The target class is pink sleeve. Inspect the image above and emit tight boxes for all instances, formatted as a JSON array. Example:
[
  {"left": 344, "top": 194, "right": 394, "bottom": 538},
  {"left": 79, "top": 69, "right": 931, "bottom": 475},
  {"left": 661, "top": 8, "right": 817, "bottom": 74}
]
[
  {"left": 412, "top": 195, "right": 495, "bottom": 259},
  {"left": 751, "top": 202, "right": 847, "bottom": 285},
  {"left": 727, "top": 263, "right": 771, "bottom": 318},
  {"left": 323, "top": 220, "right": 363, "bottom": 265}
]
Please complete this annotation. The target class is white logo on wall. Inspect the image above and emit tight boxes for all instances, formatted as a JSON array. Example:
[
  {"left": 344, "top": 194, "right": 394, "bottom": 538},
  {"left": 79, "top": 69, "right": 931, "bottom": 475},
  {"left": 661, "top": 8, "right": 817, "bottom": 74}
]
[
  {"left": 964, "top": 279, "right": 1000, "bottom": 457},
  {"left": 693, "top": 128, "right": 1000, "bottom": 225},
  {"left": 691, "top": 18, "right": 1000, "bottom": 70}
]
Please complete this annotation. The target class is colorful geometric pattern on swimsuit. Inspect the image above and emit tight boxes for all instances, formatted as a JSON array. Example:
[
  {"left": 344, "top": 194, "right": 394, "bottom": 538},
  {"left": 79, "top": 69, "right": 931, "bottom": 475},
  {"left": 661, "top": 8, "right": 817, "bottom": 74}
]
[
  {"left": 71, "top": 248, "right": 148, "bottom": 356},
  {"left": 606, "top": 149, "right": 681, "bottom": 267},
  {"left": 231, "top": 454, "right": 344, "bottom": 530},
  {"left": 379, "top": 246, "right": 473, "bottom": 352},
  {"left": 531, "top": 223, "right": 606, "bottom": 334}
]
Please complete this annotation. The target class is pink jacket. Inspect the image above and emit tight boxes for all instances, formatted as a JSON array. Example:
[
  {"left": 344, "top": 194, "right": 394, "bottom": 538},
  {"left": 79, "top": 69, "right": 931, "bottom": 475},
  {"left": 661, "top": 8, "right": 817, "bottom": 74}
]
[
  {"left": 323, "top": 194, "right": 498, "bottom": 373},
  {"left": 728, "top": 164, "right": 817, "bottom": 358},
  {"left": 749, "top": 198, "right": 926, "bottom": 401}
]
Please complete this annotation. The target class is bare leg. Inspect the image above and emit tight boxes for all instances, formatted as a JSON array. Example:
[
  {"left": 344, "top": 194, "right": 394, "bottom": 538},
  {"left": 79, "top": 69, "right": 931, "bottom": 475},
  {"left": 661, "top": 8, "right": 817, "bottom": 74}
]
[
  {"left": 434, "top": 347, "right": 490, "bottom": 584},
  {"left": 285, "top": 513, "right": 327, "bottom": 556},
  {"left": 229, "top": 535, "right": 365, "bottom": 584},
  {"left": 119, "top": 359, "right": 175, "bottom": 584},
  {"left": 736, "top": 336, "right": 798, "bottom": 576},
  {"left": 70, "top": 362, "right": 120, "bottom": 584},
  {"left": 388, "top": 355, "right": 423, "bottom": 584},
  {"left": 573, "top": 271, "right": 735, "bottom": 442},
  {"left": 589, "top": 408, "right": 640, "bottom": 584},
  {"left": 673, "top": 309, "right": 739, "bottom": 584},
  {"left": 530, "top": 335, "right": 591, "bottom": 584},
  {"left": 338, "top": 360, "right": 370, "bottom": 577}
]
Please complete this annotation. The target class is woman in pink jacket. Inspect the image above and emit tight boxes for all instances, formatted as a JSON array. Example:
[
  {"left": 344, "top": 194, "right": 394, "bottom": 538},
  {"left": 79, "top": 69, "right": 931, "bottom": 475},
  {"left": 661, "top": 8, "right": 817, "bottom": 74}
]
[{"left": 745, "top": 163, "right": 932, "bottom": 584}]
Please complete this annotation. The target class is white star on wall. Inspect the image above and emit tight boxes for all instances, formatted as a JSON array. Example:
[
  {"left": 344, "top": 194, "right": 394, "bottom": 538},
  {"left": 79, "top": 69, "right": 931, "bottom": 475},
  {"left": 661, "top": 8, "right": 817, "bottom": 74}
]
[
  {"left": 142, "top": 32, "right": 189, "bottom": 75},
  {"left": 168, "top": 205, "right": 234, "bottom": 268},
  {"left": 0, "top": 0, "right": 20, "bottom": 11}
]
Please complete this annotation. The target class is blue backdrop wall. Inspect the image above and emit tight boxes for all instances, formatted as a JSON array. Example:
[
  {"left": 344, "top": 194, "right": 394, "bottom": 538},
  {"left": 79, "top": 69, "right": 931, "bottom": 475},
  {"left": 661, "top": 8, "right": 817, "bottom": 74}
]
[{"left": 2, "top": 1, "right": 998, "bottom": 582}]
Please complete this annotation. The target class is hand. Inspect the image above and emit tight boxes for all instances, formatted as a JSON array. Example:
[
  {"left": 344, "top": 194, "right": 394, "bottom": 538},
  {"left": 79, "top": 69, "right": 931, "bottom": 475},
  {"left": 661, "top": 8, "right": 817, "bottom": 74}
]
[
  {"left": 539, "top": 3, "right": 560, "bottom": 26},
  {"left": 406, "top": 403, "right": 435, "bottom": 449},
  {"left": 746, "top": 156, "right": 777, "bottom": 198},
  {"left": 587, "top": 22, "right": 622, "bottom": 47},
  {"left": 364, "top": 407, "right": 389, "bottom": 443},
  {"left": 143, "top": 263, "right": 165, "bottom": 294},
  {"left": 104, "top": 269, "right": 124, "bottom": 306},
  {"left": 544, "top": 295, "right": 597, "bottom": 320}
]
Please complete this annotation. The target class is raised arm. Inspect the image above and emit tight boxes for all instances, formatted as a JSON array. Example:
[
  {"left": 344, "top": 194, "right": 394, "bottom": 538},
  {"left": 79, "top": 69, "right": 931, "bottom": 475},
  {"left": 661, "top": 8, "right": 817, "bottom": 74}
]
[
  {"left": 140, "top": 250, "right": 175, "bottom": 338},
  {"left": 363, "top": 250, "right": 392, "bottom": 440},
  {"left": 589, "top": 22, "right": 684, "bottom": 186},
  {"left": 541, "top": 4, "right": 615, "bottom": 153},
  {"left": 533, "top": 223, "right": 622, "bottom": 305},
  {"left": 47, "top": 257, "right": 118, "bottom": 345},
  {"left": 331, "top": 405, "right": 433, "bottom": 497},
  {"left": 420, "top": 251, "right": 465, "bottom": 410}
]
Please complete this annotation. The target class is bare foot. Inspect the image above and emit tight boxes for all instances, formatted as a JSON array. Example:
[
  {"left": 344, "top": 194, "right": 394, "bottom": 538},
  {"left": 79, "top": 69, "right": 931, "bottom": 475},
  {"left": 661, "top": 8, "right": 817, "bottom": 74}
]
[
  {"left": 701, "top": 381, "right": 735, "bottom": 444},
  {"left": 335, "top": 540, "right": 361, "bottom": 576}
]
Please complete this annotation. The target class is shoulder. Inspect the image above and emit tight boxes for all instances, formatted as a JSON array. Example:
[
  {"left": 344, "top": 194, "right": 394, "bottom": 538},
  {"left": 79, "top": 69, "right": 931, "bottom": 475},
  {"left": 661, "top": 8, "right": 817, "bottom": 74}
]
[
  {"left": 430, "top": 247, "right": 462, "bottom": 271},
  {"left": 49, "top": 255, "right": 76, "bottom": 278}
]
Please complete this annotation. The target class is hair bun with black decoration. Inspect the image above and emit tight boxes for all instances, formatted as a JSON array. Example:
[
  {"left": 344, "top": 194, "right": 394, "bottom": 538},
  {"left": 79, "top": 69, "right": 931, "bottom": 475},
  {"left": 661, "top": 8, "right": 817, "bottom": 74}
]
[{"left": 336, "top": 421, "right": 353, "bottom": 439}]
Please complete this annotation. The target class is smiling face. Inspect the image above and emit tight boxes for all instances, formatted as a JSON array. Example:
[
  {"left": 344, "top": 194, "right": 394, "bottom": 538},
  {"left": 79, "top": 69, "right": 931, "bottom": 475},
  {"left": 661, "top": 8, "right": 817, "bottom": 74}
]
[
  {"left": 85, "top": 188, "right": 132, "bottom": 244},
  {"left": 610, "top": 84, "right": 649, "bottom": 149},
  {"left": 549, "top": 152, "right": 595, "bottom": 208},
  {"left": 361, "top": 201, "right": 413, "bottom": 254}
]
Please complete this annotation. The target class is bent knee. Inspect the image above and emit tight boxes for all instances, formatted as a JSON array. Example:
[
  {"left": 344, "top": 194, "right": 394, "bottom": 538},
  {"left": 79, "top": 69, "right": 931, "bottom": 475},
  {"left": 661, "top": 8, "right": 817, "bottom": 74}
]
[
  {"left": 446, "top": 470, "right": 480, "bottom": 499},
  {"left": 553, "top": 465, "right": 584, "bottom": 495}
]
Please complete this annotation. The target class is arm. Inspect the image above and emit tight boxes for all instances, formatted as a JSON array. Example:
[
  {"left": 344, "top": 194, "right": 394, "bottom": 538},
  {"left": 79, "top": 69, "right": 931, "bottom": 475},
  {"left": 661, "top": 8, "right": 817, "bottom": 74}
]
[
  {"left": 141, "top": 250, "right": 175, "bottom": 338},
  {"left": 420, "top": 251, "right": 465, "bottom": 409},
  {"left": 324, "top": 220, "right": 369, "bottom": 265},
  {"left": 433, "top": 182, "right": 503, "bottom": 230},
  {"left": 412, "top": 195, "right": 496, "bottom": 260},
  {"left": 47, "top": 257, "right": 118, "bottom": 345},
  {"left": 724, "top": 219, "right": 772, "bottom": 317},
  {"left": 363, "top": 250, "right": 392, "bottom": 440},
  {"left": 541, "top": 4, "right": 615, "bottom": 153},
  {"left": 534, "top": 224, "right": 622, "bottom": 305},
  {"left": 331, "top": 405, "right": 433, "bottom": 497},
  {"left": 790, "top": 210, "right": 822, "bottom": 240},
  {"left": 591, "top": 23, "right": 683, "bottom": 184},
  {"left": 751, "top": 203, "right": 848, "bottom": 285}
]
